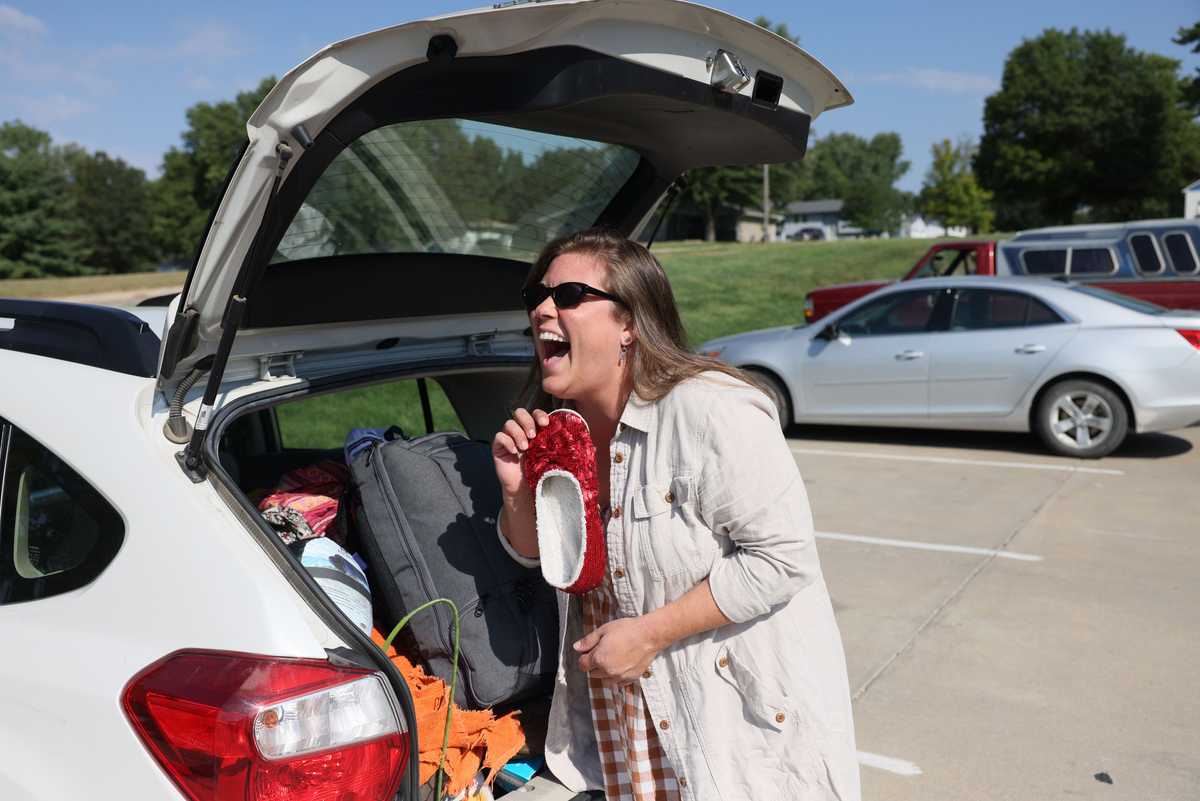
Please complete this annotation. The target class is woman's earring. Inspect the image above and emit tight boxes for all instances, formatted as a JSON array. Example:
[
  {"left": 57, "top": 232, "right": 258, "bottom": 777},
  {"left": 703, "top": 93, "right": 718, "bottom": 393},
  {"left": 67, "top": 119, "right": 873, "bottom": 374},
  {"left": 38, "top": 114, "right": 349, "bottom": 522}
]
[{"left": 618, "top": 341, "right": 630, "bottom": 367}]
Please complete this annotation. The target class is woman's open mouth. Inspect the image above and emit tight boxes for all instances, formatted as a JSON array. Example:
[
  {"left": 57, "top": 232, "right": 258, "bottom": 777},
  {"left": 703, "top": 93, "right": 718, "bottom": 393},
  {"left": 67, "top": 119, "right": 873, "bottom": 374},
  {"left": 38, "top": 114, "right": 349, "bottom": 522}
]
[{"left": 539, "top": 331, "right": 571, "bottom": 366}]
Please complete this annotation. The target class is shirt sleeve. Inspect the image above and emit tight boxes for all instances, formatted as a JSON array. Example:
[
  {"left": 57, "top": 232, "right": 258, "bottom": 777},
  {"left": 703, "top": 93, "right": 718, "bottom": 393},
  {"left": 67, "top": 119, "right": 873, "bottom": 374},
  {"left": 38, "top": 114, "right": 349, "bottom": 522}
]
[
  {"left": 497, "top": 516, "right": 541, "bottom": 568},
  {"left": 697, "top": 384, "right": 821, "bottom": 624}
]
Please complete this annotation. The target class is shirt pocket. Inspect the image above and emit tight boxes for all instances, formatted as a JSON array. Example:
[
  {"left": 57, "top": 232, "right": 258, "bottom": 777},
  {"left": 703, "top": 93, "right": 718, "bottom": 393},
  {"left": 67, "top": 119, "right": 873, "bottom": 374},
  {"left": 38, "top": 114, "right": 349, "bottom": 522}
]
[{"left": 631, "top": 475, "right": 700, "bottom": 581}]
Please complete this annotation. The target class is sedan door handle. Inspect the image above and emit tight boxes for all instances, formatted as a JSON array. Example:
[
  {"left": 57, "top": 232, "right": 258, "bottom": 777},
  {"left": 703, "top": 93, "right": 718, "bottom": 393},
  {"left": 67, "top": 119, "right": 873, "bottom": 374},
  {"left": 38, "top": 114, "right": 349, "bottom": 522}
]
[
  {"left": 1015, "top": 344, "right": 1046, "bottom": 354},
  {"left": 895, "top": 350, "right": 925, "bottom": 361}
]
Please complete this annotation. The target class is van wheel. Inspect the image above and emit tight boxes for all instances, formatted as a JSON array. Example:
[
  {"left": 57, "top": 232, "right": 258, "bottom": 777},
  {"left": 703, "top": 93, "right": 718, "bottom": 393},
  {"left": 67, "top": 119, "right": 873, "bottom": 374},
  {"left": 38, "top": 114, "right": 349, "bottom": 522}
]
[
  {"left": 1034, "top": 379, "right": 1127, "bottom": 458},
  {"left": 745, "top": 369, "right": 791, "bottom": 430}
]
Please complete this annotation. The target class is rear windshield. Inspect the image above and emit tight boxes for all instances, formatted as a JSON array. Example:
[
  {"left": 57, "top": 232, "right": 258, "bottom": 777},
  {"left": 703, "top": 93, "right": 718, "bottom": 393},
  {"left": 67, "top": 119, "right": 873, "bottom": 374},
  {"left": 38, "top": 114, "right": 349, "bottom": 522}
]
[
  {"left": 271, "top": 120, "right": 641, "bottom": 264},
  {"left": 1069, "top": 284, "right": 1166, "bottom": 315}
]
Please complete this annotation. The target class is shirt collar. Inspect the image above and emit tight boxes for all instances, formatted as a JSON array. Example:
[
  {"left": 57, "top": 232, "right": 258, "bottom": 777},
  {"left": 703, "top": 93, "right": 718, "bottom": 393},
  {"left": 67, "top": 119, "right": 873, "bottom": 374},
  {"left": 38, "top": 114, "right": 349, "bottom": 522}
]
[{"left": 618, "top": 390, "right": 656, "bottom": 434}]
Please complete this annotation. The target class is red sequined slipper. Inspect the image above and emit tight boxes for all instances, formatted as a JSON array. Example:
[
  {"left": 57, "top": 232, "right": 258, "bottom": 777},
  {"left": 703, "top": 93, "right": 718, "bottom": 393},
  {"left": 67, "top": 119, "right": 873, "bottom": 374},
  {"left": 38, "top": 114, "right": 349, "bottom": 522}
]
[{"left": 523, "top": 409, "right": 606, "bottom": 594}]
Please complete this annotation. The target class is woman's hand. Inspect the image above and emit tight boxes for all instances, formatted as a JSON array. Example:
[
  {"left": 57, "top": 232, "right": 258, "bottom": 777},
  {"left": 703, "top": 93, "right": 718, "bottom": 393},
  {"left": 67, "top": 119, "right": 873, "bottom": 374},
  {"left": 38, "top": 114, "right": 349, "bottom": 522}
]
[
  {"left": 574, "top": 616, "right": 668, "bottom": 684},
  {"left": 491, "top": 408, "right": 551, "bottom": 498}
]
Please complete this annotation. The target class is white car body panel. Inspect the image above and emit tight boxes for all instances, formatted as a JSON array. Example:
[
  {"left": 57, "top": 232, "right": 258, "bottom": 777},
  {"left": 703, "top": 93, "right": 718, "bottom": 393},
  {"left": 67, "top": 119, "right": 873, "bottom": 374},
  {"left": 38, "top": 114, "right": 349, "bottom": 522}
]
[
  {"left": 801, "top": 331, "right": 933, "bottom": 417},
  {"left": 0, "top": 351, "right": 338, "bottom": 801}
]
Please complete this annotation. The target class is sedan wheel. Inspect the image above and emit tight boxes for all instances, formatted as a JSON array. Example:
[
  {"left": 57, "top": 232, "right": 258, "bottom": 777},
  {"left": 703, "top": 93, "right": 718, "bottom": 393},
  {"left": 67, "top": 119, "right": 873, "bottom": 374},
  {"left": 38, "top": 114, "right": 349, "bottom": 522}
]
[
  {"left": 1034, "top": 380, "right": 1128, "bottom": 458},
  {"left": 745, "top": 369, "right": 791, "bottom": 430}
]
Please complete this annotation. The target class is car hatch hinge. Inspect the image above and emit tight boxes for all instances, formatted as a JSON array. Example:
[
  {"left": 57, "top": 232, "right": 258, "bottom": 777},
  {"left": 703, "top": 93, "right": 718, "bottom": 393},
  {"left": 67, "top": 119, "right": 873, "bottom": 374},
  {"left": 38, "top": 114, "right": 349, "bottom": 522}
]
[{"left": 259, "top": 352, "right": 301, "bottom": 381}]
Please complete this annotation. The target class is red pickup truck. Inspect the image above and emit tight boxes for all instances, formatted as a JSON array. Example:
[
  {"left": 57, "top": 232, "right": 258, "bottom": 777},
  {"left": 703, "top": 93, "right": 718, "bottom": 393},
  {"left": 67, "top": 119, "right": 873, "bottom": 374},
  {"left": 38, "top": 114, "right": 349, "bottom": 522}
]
[{"left": 803, "top": 219, "right": 1200, "bottom": 323}]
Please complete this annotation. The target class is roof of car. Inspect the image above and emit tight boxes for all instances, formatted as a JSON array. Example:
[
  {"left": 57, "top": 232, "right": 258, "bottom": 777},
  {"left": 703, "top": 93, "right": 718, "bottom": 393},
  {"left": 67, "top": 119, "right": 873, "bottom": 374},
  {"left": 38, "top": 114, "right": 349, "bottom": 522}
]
[{"left": 0, "top": 299, "right": 161, "bottom": 378}]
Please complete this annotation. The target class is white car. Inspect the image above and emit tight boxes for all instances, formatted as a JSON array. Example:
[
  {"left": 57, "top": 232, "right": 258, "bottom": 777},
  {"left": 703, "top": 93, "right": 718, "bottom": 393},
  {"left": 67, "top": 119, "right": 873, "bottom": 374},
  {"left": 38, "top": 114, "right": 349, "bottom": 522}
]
[
  {"left": 0, "top": 3, "right": 850, "bottom": 800},
  {"left": 699, "top": 276, "right": 1200, "bottom": 458}
]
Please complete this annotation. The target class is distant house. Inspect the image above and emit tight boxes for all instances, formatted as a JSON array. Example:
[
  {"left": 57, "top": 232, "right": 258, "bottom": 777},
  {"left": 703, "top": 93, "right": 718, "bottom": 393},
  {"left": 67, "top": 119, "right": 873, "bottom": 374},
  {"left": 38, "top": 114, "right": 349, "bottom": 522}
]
[
  {"left": 734, "top": 207, "right": 786, "bottom": 242},
  {"left": 900, "top": 215, "right": 969, "bottom": 239},
  {"left": 1185, "top": 179, "right": 1200, "bottom": 219},
  {"left": 781, "top": 199, "right": 863, "bottom": 240}
]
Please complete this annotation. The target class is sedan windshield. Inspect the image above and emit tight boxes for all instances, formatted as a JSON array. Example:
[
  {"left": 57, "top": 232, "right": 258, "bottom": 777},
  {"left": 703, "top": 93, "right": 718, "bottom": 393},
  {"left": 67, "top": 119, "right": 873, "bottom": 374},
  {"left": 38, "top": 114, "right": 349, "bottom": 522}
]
[
  {"left": 1069, "top": 284, "right": 1167, "bottom": 315},
  {"left": 270, "top": 120, "right": 641, "bottom": 264}
]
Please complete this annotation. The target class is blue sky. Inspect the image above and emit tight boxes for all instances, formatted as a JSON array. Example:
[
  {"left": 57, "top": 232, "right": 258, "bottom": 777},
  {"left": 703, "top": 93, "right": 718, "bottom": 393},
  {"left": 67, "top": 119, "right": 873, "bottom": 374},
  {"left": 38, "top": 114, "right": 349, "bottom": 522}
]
[{"left": 3, "top": 1, "right": 1197, "bottom": 192}]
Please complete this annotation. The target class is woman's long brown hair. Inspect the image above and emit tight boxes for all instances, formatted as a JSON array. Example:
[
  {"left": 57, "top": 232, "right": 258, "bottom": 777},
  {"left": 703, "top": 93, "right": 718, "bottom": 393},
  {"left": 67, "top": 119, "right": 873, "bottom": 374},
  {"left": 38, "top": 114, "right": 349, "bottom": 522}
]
[{"left": 519, "top": 228, "right": 754, "bottom": 409}]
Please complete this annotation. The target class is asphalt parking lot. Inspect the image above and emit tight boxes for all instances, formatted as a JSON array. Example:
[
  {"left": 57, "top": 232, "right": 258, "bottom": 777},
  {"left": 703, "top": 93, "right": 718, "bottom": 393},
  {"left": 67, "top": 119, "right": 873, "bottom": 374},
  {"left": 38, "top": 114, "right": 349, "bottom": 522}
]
[{"left": 791, "top": 423, "right": 1200, "bottom": 800}]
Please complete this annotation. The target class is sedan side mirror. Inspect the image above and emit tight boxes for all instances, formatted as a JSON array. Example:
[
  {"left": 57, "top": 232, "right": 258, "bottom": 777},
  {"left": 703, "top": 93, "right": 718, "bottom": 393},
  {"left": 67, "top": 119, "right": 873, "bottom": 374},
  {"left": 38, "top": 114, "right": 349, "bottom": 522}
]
[{"left": 816, "top": 323, "right": 841, "bottom": 341}]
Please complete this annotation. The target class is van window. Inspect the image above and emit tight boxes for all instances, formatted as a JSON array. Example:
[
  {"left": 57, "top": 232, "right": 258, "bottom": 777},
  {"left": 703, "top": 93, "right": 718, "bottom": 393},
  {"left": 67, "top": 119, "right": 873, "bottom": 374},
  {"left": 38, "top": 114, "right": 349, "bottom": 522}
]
[
  {"left": 1022, "top": 249, "right": 1067, "bottom": 275},
  {"left": 0, "top": 423, "right": 124, "bottom": 604},
  {"left": 1164, "top": 233, "right": 1198, "bottom": 274},
  {"left": 275, "top": 379, "right": 465, "bottom": 450},
  {"left": 1129, "top": 233, "right": 1164, "bottom": 274},
  {"left": 1069, "top": 248, "right": 1115, "bottom": 275}
]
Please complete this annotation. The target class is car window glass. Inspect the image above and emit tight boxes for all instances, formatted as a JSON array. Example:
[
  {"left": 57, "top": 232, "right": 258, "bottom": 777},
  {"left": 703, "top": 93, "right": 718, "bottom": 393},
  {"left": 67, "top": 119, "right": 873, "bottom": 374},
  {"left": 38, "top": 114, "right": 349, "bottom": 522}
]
[
  {"left": 1026, "top": 298, "right": 1062, "bottom": 325},
  {"left": 0, "top": 424, "right": 124, "bottom": 605},
  {"left": 838, "top": 291, "right": 940, "bottom": 337},
  {"left": 275, "top": 379, "right": 465, "bottom": 450},
  {"left": 1069, "top": 248, "right": 1115, "bottom": 275},
  {"left": 951, "top": 290, "right": 1025, "bottom": 330},
  {"left": 1163, "top": 233, "right": 1198, "bottom": 274},
  {"left": 1129, "top": 233, "right": 1163, "bottom": 274},
  {"left": 1022, "top": 249, "right": 1067, "bottom": 275},
  {"left": 271, "top": 120, "right": 641, "bottom": 265}
]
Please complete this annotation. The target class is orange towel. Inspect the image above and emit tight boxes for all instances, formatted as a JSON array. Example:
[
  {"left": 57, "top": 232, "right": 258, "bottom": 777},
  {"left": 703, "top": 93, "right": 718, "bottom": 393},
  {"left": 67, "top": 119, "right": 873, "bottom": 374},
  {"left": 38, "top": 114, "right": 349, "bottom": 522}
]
[{"left": 372, "top": 630, "right": 526, "bottom": 797}]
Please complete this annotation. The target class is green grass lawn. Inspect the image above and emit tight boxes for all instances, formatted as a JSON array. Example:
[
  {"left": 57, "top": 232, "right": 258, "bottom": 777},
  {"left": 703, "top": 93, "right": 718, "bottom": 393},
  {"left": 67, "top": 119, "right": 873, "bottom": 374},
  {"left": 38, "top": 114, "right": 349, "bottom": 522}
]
[
  {"left": 0, "top": 270, "right": 185, "bottom": 299},
  {"left": 657, "top": 238, "right": 948, "bottom": 345}
]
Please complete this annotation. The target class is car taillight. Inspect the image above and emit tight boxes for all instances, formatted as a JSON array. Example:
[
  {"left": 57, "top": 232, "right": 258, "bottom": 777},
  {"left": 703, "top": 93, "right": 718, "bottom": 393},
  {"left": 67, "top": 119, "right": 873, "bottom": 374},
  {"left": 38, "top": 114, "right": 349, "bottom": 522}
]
[
  {"left": 122, "top": 650, "right": 408, "bottom": 801},
  {"left": 804, "top": 296, "right": 815, "bottom": 321},
  {"left": 1178, "top": 329, "right": 1200, "bottom": 349}
]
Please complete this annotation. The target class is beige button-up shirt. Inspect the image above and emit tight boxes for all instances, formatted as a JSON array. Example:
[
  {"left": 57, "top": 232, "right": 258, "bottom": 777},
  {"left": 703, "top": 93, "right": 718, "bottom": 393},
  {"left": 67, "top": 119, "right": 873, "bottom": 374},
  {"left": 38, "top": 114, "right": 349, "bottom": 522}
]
[{"left": 500, "top": 372, "right": 860, "bottom": 801}]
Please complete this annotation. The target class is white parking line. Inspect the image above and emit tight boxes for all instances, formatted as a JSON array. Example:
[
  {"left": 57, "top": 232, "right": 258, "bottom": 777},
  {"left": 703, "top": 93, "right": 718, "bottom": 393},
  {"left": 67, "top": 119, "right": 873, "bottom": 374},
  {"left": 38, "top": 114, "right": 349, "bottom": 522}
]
[
  {"left": 790, "top": 445, "right": 1125, "bottom": 476},
  {"left": 817, "top": 531, "right": 1044, "bottom": 562},
  {"left": 858, "top": 750, "right": 923, "bottom": 776}
]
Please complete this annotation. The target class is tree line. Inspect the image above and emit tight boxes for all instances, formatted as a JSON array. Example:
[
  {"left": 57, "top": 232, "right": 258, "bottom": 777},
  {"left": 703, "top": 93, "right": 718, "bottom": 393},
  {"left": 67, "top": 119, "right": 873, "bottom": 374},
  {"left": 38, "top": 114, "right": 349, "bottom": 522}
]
[{"left": 1, "top": 22, "right": 1197, "bottom": 277}]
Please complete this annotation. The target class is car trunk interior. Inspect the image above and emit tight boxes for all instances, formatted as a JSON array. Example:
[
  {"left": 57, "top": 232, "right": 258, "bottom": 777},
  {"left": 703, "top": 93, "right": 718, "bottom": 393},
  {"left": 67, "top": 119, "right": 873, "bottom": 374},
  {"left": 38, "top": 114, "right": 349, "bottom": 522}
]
[{"left": 211, "top": 362, "right": 559, "bottom": 770}]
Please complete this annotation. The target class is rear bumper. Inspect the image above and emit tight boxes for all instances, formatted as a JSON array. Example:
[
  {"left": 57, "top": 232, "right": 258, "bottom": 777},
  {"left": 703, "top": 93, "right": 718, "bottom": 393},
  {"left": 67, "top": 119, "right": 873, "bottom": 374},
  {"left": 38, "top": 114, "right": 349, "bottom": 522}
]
[{"left": 1135, "top": 402, "right": 1200, "bottom": 434}]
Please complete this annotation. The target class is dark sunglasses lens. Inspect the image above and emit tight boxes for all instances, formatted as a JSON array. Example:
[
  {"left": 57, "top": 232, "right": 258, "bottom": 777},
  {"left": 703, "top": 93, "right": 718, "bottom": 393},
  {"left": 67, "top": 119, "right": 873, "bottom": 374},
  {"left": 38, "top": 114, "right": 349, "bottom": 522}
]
[
  {"left": 552, "top": 283, "right": 589, "bottom": 308},
  {"left": 522, "top": 285, "right": 551, "bottom": 310}
]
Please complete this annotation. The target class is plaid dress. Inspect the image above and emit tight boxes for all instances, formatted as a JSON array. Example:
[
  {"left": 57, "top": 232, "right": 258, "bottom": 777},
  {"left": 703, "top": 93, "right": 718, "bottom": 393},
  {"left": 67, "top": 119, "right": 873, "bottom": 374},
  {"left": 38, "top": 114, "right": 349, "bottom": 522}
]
[{"left": 580, "top": 571, "right": 682, "bottom": 801}]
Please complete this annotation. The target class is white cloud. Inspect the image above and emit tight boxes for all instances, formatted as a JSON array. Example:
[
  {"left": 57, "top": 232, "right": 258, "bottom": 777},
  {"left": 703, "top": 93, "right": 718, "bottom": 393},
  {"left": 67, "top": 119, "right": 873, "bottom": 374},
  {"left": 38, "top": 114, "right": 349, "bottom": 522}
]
[
  {"left": 0, "top": 5, "right": 45, "bottom": 35},
  {"left": 857, "top": 68, "right": 999, "bottom": 95}
]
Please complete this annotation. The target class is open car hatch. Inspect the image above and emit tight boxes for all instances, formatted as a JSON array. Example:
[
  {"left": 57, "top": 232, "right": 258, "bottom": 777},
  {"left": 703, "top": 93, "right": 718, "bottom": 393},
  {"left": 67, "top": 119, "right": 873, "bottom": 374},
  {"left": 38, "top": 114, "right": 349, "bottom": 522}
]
[{"left": 157, "top": 0, "right": 851, "bottom": 469}]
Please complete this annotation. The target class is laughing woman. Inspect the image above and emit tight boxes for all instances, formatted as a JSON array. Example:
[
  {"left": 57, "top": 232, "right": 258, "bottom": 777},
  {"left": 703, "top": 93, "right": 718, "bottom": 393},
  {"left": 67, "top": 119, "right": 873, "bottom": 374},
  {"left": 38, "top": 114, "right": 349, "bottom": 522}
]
[{"left": 492, "top": 228, "right": 859, "bottom": 801}]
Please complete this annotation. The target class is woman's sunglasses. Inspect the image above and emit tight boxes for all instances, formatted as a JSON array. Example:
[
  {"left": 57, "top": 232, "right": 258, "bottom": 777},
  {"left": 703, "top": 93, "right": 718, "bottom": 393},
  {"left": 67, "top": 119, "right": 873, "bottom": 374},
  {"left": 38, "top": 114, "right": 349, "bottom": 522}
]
[{"left": 522, "top": 282, "right": 626, "bottom": 311}]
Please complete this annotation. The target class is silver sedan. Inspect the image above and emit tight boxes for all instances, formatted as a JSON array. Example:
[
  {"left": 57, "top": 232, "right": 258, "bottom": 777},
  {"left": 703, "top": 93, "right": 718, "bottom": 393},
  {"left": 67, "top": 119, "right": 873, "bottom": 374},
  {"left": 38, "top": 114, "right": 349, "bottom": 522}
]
[{"left": 699, "top": 277, "right": 1200, "bottom": 458}]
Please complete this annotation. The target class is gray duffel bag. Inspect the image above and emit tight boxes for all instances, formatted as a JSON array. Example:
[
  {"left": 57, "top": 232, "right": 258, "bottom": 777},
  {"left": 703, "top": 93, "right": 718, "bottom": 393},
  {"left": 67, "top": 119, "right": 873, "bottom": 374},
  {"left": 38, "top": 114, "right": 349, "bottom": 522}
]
[{"left": 350, "top": 431, "right": 558, "bottom": 709}]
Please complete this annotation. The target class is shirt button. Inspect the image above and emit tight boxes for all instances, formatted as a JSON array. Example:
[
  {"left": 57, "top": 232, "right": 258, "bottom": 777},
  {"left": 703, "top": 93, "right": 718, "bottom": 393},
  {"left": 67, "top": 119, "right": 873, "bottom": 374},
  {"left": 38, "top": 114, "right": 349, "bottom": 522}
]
[
  {"left": 775, "top": 712, "right": 786, "bottom": 724},
  {"left": 613, "top": 452, "right": 624, "bottom": 464},
  {"left": 611, "top": 506, "right": 622, "bottom": 518},
  {"left": 717, "top": 656, "right": 729, "bottom": 669},
  {"left": 659, "top": 720, "right": 670, "bottom": 731},
  {"left": 642, "top": 669, "right": 652, "bottom": 679},
  {"left": 613, "top": 567, "right": 626, "bottom": 579},
  {"left": 679, "top": 777, "right": 688, "bottom": 788},
  {"left": 665, "top": 491, "right": 675, "bottom": 503}
]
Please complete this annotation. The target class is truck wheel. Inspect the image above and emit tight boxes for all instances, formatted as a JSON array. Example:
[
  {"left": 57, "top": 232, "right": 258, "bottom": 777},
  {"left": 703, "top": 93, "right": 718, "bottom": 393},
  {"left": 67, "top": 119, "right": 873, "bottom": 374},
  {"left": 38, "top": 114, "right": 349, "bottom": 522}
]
[
  {"left": 745, "top": 369, "right": 791, "bottom": 430},
  {"left": 1033, "top": 379, "right": 1128, "bottom": 458}
]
